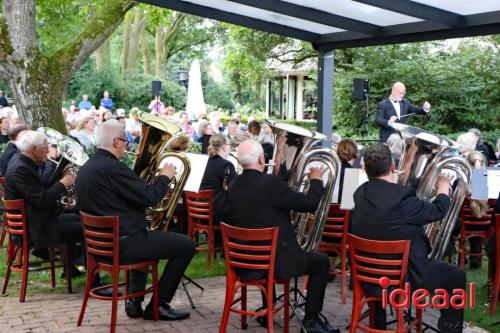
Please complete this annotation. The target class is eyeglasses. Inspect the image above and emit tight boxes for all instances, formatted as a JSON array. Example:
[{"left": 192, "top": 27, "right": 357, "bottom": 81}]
[{"left": 114, "top": 137, "right": 128, "bottom": 143}]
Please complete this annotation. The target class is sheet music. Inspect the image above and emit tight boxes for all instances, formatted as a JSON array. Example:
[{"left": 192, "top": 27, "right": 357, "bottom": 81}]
[
  {"left": 470, "top": 169, "right": 488, "bottom": 200},
  {"left": 487, "top": 168, "right": 500, "bottom": 199},
  {"left": 184, "top": 153, "right": 209, "bottom": 192},
  {"left": 340, "top": 168, "right": 368, "bottom": 210}
]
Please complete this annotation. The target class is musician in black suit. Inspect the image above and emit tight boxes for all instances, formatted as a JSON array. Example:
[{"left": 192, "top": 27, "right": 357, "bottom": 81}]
[
  {"left": 351, "top": 143, "right": 465, "bottom": 333},
  {"left": 228, "top": 139, "right": 339, "bottom": 333},
  {"left": 200, "top": 133, "right": 236, "bottom": 246},
  {"left": 0, "top": 124, "right": 30, "bottom": 176},
  {"left": 75, "top": 119, "right": 195, "bottom": 321},
  {"left": 4, "top": 131, "right": 82, "bottom": 250},
  {"left": 376, "top": 82, "right": 430, "bottom": 143}
]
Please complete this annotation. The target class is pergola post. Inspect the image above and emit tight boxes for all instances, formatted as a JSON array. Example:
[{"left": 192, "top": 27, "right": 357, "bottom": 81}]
[{"left": 317, "top": 49, "right": 334, "bottom": 141}]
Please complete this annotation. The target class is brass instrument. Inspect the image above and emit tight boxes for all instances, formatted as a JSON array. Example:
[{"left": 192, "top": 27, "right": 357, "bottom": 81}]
[
  {"left": 266, "top": 120, "right": 340, "bottom": 252},
  {"left": 132, "top": 111, "right": 191, "bottom": 230},
  {"left": 37, "top": 127, "right": 89, "bottom": 208},
  {"left": 390, "top": 123, "right": 472, "bottom": 260}
]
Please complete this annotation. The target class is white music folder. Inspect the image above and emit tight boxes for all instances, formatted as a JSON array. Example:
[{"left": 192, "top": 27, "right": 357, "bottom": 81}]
[
  {"left": 184, "top": 153, "right": 209, "bottom": 192},
  {"left": 340, "top": 168, "right": 368, "bottom": 210}
]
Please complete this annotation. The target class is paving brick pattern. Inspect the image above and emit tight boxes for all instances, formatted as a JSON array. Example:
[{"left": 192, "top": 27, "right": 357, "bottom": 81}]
[{"left": 0, "top": 276, "right": 490, "bottom": 332}]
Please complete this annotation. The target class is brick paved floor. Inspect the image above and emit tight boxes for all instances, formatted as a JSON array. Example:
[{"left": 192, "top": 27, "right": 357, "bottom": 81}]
[{"left": 0, "top": 276, "right": 490, "bottom": 332}]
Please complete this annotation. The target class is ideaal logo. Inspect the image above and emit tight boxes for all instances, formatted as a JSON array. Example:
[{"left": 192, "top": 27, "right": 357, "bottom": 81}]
[{"left": 378, "top": 276, "right": 475, "bottom": 310}]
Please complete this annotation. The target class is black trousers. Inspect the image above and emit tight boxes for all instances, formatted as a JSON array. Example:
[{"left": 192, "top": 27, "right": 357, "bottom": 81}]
[
  {"left": 302, "top": 251, "right": 330, "bottom": 316},
  {"left": 57, "top": 213, "right": 83, "bottom": 244},
  {"left": 120, "top": 230, "right": 196, "bottom": 305},
  {"left": 372, "top": 260, "right": 465, "bottom": 333}
]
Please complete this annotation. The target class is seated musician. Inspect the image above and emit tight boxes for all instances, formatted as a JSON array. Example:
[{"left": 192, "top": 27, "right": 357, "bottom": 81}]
[
  {"left": 336, "top": 138, "right": 359, "bottom": 204},
  {"left": 228, "top": 139, "right": 340, "bottom": 333},
  {"left": 0, "top": 124, "right": 30, "bottom": 176},
  {"left": 200, "top": 134, "right": 236, "bottom": 248},
  {"left": 4, "top": 131, "right": 83, "bottom": 270},
  {"left": 75, "top": 119, "right": 195, "bottom": 321},
  {"left": 351, "top": 143, "right": 465, "bottom": 333}
]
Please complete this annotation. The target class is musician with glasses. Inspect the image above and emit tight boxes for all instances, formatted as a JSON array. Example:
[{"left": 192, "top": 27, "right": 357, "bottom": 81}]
[
  {"left": 376, "top": 82, "right": 431, "bottom": 143},
  {"left": 75, "top": 119, "right": 195, "bottom": 322},
  {"left": 4, "top": 131, "right": 82, "bottom": 260},
  {"left": 351, "top": 143, "right": 465, "bottom": 333},
  {"left": 228, "top": 139, "right": 340, "bottom": 333}
]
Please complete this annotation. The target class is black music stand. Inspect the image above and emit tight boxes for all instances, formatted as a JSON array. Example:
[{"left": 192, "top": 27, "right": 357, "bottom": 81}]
[{"left": 179, "top": 274, "right": 204, "bottom": 309}]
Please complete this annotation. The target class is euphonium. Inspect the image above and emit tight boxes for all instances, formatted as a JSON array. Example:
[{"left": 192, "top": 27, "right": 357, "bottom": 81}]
[
  {"left": 37, "top": 127, "right": 89, "bottom": 208},
  {"left": 390, "top": 123, "right": 472, "bottom": 260},
  {"left": 132, "top": 111, "right": 191, "bottom": 231},
  {"left": 266, "top": 120, "right": 340, "bottom": 252}
]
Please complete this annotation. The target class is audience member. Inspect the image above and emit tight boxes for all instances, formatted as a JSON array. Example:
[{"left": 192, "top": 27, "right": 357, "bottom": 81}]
[
  {"left": 100, "top": 91, "right": 113, "bottom": 111},
  {"left": 0, "top": 124, "right": 30, "bottom": 175},
  {"left": 0, "top": 116, "right": 10, "bottom": 144},
  {"left": 78, "top": 94, "right": 93, "bottom": 110},
  {"left": 0, "top": 90, "right": 9, "bottom": 107},
  {"left": 197, "top": 121, "right": 213, "bottom": 154}
]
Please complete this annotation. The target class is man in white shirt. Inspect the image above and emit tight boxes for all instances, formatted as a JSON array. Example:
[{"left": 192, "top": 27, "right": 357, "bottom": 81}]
[{"left": 376, "top": 82, "right": 431, "bottom": 143}]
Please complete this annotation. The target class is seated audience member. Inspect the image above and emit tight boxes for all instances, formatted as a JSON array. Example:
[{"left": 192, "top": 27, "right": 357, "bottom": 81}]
[
  {"left": 228, "top": 139, "right": 339, "bottom": 333},
  {"left": 247, "top": 120, "right": 261, "bottom": 139},
  {"left": 100, "top": 91, "right": 113, "bottom": 111},
  {"left": 75, "top": 120, "right": 195, "bottom": 321},
  {"left": 469, "top": 128, "right": 497, "bottom": 163},
  {"left": 210, "top": 115, "right": 224, "bottom": 134},
  {"left": 179, "top": 112, "right": 195, "bottom": 139},
  {"left": 116, "top": 116, "right": 133, "bottom": 145},
  {"left": 336, "top": 138, "right": 359, "bottom": 204},
  {"left": 225, "top": 120, "right": 239, "bottom": 148},
  {"left": 148, "top": 97, "right": 165, "bottom": 115},
  {"left": 456, "top": 132, "right": 478, "bottom": 157},
  {"left": 4, "top": 131, "right": 83, "bottom": 271},
  {"left": 161, "top": 105, "right": 176, "bottom": 120},
  {"left": 257, "top": 122, "right": 275, "bottom": 169},
  {"left": 197, "top": 121, "right": 213, "bottom": 154},
  {"left": 78, "top": 94, "right": 93, "bottom": 110},
  {"left": 0, "top": 116, "right": 10, "bottom": 144},
  {"left": 200, "top": 134, "right": 236, "bottom": 245},
  {"left": 75, "top": 117, "right": 96, "bottom": 150},
  {"left": 0, "top": 90, "right": 8, "bottom": 108},
  {"left": 0, "top": 124, "right": 30, "bottom": 175},
  {"left": 351, "top": 143, "right": 465, "bottom": 333},
  {"left": 385, "top": 133, "right": 404, "bottom": 166}
]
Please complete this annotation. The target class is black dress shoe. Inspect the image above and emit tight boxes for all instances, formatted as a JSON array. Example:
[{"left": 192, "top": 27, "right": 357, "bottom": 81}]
[
  {"left": 125, "top": 299, "right": 143, "bottom": 318},
  {"left": 256, "top": 316, "right": 267, "bottom": 328},
  {"left": 301, "top": 318, "right": 340, "bottom": 333},
  {"left": 143, "top": 303, "right": 190, "bottom": 321}
]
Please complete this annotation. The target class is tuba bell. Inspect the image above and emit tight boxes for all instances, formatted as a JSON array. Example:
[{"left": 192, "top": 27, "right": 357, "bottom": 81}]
[
  {"left": 132, "top": 111, "right": 191, "bottom": 231},
  {"left": 266, "top": 120, "right": 340, "bottom": 252},
  {"left": 390, "top": 123, "right": 472, "bottom": 260},
  {"left": 37, "top": 127, "right": 89, "bottom": 208}
]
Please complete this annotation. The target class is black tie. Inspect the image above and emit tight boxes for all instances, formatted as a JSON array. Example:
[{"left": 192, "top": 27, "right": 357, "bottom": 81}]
[{"left": 393, "top": 100, "right": 399, "bottom": 104}]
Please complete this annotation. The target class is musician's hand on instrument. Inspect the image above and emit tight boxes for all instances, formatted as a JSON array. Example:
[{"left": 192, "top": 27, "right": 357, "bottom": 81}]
[
  {"left": 388, "top": 116, "right": 398, "bottom": 124},
  {"left": 308, "top": 167, "right": 324, "bottom": 180},
  {"left": 435, "top": 174, "right": 451, "bottom": 196},
  {"left": 64, "top": 199, "right": 76, "bottom": 211},
  {"left": 60, "top": 173, "right": 76, "bottom": 187},
  {"left": 423, "top": 101, "right": 431, "bottom": 112},
  {"left": 277, "top": 135, "right": 287, "bottom": 151},
  {"left": 160, "top": 163, "right": 177, "bottom": 179}
]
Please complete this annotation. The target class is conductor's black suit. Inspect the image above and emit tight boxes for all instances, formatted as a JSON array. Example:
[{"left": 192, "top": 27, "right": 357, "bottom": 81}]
[
  {"left": 376, "top": 98, "right": 427, "bottom": 143},
  {"left": 228, "top": 169, "right": 330, "bottom": 316},
  {"left": 351, "top": 179, "right": 465, "bottom": 333}
]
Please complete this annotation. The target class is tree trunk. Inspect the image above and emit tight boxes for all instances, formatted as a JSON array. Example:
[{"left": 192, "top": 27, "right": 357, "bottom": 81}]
[
  {"left": 121, "top": 16, "right": 132, "bottom": 74},
  {"left": 95, "top": 38, "right": 111, "bottom": 71},
  {"left": 125, "top": 8, "right": 145, "bottom": 73},
  {"left": 155, "top": 26, "right": 165, "bottom": 78},
  {"left": 140, "top": 24, "right": 151, "bottom": 75}
]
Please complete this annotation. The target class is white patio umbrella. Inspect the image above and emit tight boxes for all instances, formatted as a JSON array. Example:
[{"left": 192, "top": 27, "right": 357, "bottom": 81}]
[{"left": 185, "top": 59, "right": 206, "bottom": 119}]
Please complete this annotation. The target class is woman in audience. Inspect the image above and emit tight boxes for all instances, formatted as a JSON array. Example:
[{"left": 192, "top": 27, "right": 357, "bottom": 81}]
[
  {"left": 200, "top": 134, "right": 237, "bottom": 248},
  {"left": 336, "top": 138, "right": 359, "bottom": 204},
  {"left": 197, "top": 121, "right": 213, "bottom": 154},
  {"left": 247, "top": 120, "right": 261, "bottom": 139},
  {"left": 179, "top": 112, "right": 195, "bottom": 139},
  {"left": 75, "top": 117, "right": 96, "bottom": 150}
]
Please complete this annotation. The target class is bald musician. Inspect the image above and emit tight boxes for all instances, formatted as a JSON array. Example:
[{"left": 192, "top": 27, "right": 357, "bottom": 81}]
[
  {"left": 376, "top": 82, "right": 431, "bottom": 143},
  {"left": 228, "top": 139, "right": 339, "bottom": 333}
]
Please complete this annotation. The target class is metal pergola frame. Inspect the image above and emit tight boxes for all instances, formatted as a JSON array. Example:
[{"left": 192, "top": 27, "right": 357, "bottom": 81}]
[{"left": 137, "top": 0, "right": 500, "bottom": 138}]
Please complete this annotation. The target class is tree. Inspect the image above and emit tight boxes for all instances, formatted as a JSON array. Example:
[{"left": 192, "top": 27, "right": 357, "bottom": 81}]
[{"left": 0, "top": 0, "right": 134, "bottom": 132}]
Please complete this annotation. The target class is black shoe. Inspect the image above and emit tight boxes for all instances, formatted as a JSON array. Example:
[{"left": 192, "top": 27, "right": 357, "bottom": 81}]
[
  {"left": 125, "top": 299, "right": 143, "bottom": 318},
  {"left": 327, "top": 274, "right": 336, "bottom": 282},
  {"left": 469, "top": 257, "right": 481, "bottom": 269},
  {"left": 60, "top": 265, "right": 85, "bottom": 279},
  {"left": 256, "top": 316, "right": 267, "bottom": 328},
  {"left": 301, "top": 317, "right": 340, "bottom": 333},
  {"left": 91, "top": 279, "right": 123, "bottom": 298},
  {"left": 143, "top": 303, "right": 190, "bottom": 321}
]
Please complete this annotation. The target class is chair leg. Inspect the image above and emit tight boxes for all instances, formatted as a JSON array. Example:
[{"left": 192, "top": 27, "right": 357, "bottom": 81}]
[
  {"left": 284, "top": 281, "right": 290, "bottom": 333},
  {"left": 459, "top": 236, "right": 465, "bottom": 269},
  {"left": 0, "top": 221, "right": 7, "bottom": 247},
  {"left": 218, "top": 280, "right": 235, "bottom": 333},
  {"left": 2, "top": 240, "right": 14, "bottom": 295},
  {"left": 152, "top": 264, "right": 159, "bottom": 321},
  {"left": 77, "top": 259, "right": 96, "bottom": 326},
  {"left": 349, "top": 289, "right": 360, "bottom": 333},
  {"left": 110, "top": 270, "right": 119, "bottom": 333},
  {"left": 19, "top": 245, "right": 29, "bottom": 302},
  {"left": 491, "top": 262, "right": 500, "bottom": 315},
  {"left": 341, "top": 250, "right": 347, "bottom": 304},
  {"left": 49, "top": 248, "right": 56, "bottom": 288},
  {"left": 207, "top": 232, "right": 213, "bottom": 270},
  {"left": 241, "top": 285, "right": 247, "bottom": 329},
  {"left": 65, "top": 243, "right": 72, "bottom": 293},
  {"left": 416, "top": 308, "right": 423, "bottom": 333}
]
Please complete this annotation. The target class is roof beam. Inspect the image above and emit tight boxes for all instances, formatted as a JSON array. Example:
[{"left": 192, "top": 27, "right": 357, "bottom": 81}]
[
  {"left": 226, "top": 0, "right": 381, "bottom": 36},
  {"left": 353, "top": 0, "right": 464, "bottom": 27},
  {"left": 137, "top": 0, "right": 320, "bottom": 42}
]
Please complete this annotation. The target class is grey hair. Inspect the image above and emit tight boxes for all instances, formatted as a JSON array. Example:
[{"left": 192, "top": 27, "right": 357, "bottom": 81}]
[
  {"left": 237, "top": 139, "right": 264, "bottom": 167},
  {"left": 95, "top": 119, "right": 125, "bottom": 148},
  {"left": 16, "top": 130, "right": 46, "bottom": 152},
  {"left": 456, "top": 132, "right": 478, "bottom": 154}
]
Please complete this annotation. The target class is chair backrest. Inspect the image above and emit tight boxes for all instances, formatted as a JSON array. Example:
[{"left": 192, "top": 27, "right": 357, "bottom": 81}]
[
  {"left": 220, "top": 223, "right": 279, "bottom": 280},
  {"left": 80, "top": 212, "right": 119, "bottom": 265},
  {"left": 348, "top": 234, "right": 410, "bottom": 292},
  {"left": 496, "top": 214, "right": 500, "bottom": 261},
  {"left": 185, "top": 190, "right": 214, "bottom": 225},
  {"left": 321, "top": 204, "right": 350, "bottom": 243},
  {"left": 2, "top": 199, "right": 28, "bottom": 244}
]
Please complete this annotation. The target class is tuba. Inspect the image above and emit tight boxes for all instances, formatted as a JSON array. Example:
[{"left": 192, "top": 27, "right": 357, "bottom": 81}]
[
  {"left": 266, "top": 120, "right": 340, "bottom": 252},
  {"left": 132, "top": 111, "right": 191, "bottom": 231},
  {"left": 390, "top": 123, "right": 472, "bottom": 260},
  {"left": 37, "top": 127, "right": 89, "bottom": 208}
]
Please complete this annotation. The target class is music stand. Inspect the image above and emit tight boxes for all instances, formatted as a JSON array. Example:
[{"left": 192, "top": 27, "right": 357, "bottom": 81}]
[{"left": 179, "top": 274, "right": 204, "bottom": 309}]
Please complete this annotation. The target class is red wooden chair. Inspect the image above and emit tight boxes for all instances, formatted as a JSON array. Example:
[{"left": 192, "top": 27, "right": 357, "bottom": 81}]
[
  {"left": 219, "top": 223, "right": 290, "bottom": 333},
  {"left": 318, "top": 203, "right": 350, "bottom": 304},
  {"left": 348, "top": 234, "right": 422, "bottom": 333},
  {"left": 0, "top": 176, "right": 8, "bottom": 247},
  {"left": 459, "top": 197, "right": 495, "bottom": 268},
  {"left": 489, "top": 214, "right": 500, "bottom": 315},
  {"left": 2, "top": 199, "right": 72, "bottom": 302},
  {"left": 185, "top": 190, "right": 222, "bottom": 269},
  {"left": 78, "top": 212, "right": 159, "bottom": 333}
]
